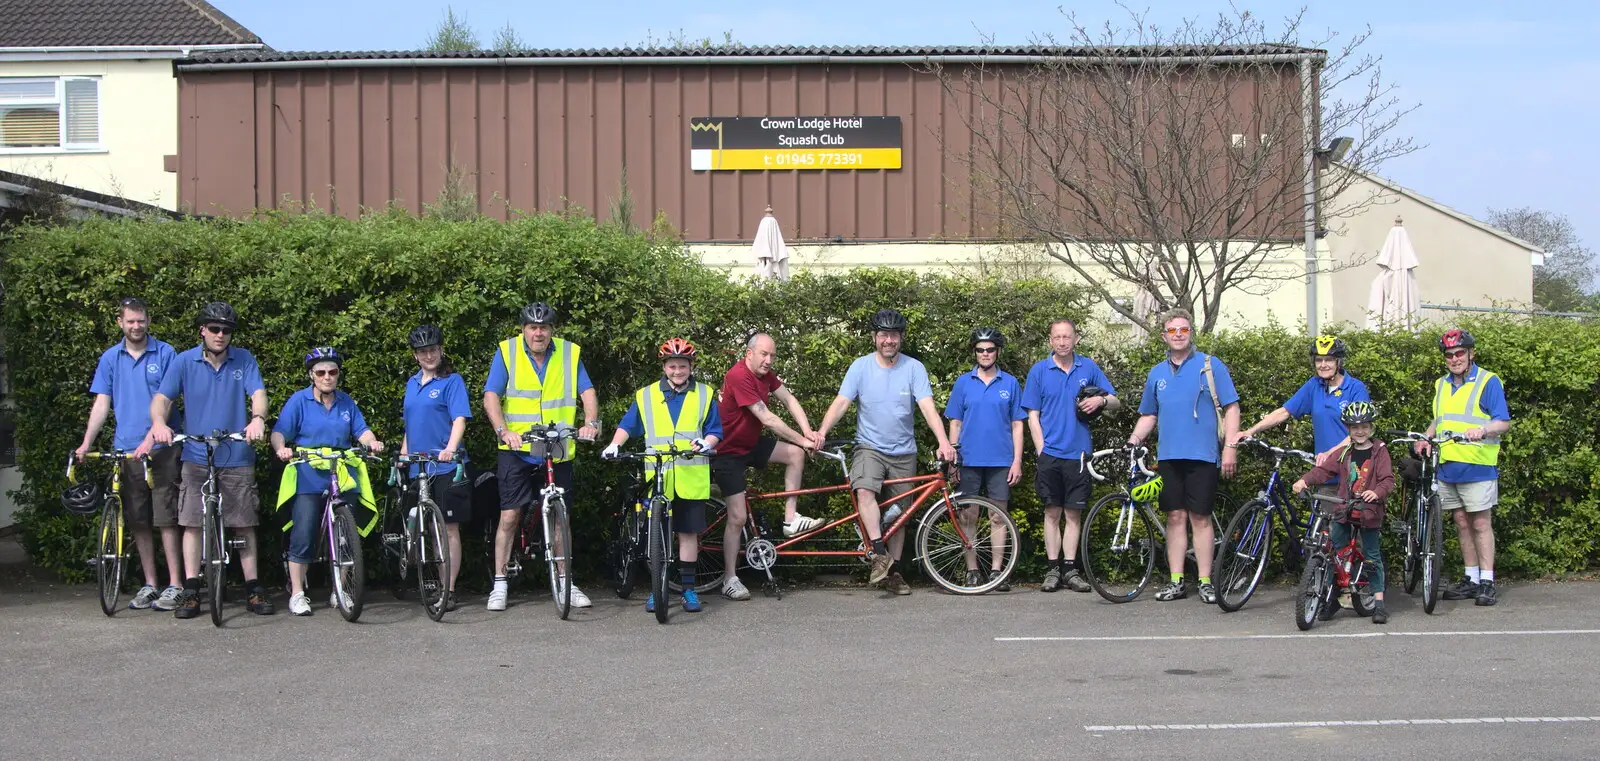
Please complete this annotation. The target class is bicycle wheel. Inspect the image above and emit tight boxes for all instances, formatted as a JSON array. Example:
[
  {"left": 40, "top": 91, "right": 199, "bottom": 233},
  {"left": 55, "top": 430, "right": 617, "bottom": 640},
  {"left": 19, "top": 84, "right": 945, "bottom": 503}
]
[
  {"left": 673, "top": 496, "right": 728, "bottom": 594},
  {"left": 609, "top": 504, "right": 641, "bottom": 599},
  {"left": 204, "top": 499, "right": 226, "bottom": 628},
  {"left": 1401, "top": 493, "right": 1421, "bottom": 594},
  {"left": 1350, "top": 579, "right": 1377, "bottom": 617},
  {"left": 381, "top": 488, "right": 409, "bottom": 599},
  {"left": 94, "top": 496, "right": 126, "bottom": 616},
  {"left": 331, "top": 504, "right": 366, "bottom": 622},
  {"left": 1214, "top": 499, "right": 1274, "bottom": 613},
  {"left": 1295, "top": 553, "right": 1329, "bottom": 631},
  {"left": 647, "top": 497, "right": 670, "bottom": 624},
  {"left": 545, "top": 496, "right": 574, "bottom": 620},
  {"left": 1080, "top": 493, "right": 1158, "bottom": 603},
  {"left": 416, "top": 500, "right": 450, "bottom": 621},
  {"left": 916, "top": 495, "right": 1018, "bottom": 594},
  {"left": 1421, "top": 495, "right": 1443, "bottom": 614}
]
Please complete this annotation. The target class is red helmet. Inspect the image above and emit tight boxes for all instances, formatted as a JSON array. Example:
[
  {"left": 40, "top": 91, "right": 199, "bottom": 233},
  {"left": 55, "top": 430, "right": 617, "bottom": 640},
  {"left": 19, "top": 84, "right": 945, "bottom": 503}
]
[
  {"left": 1439, "top": 329, "right": 1475, "bottom": 353},
  {"left": 658, "top": 338, "right": 697, "bottom": 361}
]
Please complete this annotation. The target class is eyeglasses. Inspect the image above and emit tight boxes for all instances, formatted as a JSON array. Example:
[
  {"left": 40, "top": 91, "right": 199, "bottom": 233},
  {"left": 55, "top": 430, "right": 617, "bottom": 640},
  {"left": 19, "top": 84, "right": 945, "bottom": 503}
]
[
  {"left": 1164, "top": 326, "right": 1192, "bottom": 337},
  {"left": 1443, "top": 349, "right": 1469, "bottom": 360},
  {"left": 974, "top": 347, "right": 998, "bottom": 354},
  {"left": 313, "top": 368, "right": 341, "bottom": 378},
  {"left": 203, "top": 324, "right": 233, "bottom": 336}
]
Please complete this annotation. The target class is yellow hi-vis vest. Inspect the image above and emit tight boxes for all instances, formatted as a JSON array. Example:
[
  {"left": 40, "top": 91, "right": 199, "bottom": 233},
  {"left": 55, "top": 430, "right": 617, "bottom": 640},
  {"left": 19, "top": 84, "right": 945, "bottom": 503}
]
[
  {"left": 637, "top": 380, "right": 712, "bottom": 500},
  {"left": 276, "top": 448, "right": 378, "bottom": 537},
  {"left": 498, "top": 336, "right": 580, "bottom": 461},
  {"left": 1431, "top": 368, "right": 1501, "bottom": 467}
]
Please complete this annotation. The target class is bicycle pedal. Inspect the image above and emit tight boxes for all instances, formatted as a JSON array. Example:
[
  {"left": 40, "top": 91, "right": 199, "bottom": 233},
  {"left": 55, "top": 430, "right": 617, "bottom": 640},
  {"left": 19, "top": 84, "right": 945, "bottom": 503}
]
[{"left": 226, "top": 537, "right": 246, "bottom": 550}]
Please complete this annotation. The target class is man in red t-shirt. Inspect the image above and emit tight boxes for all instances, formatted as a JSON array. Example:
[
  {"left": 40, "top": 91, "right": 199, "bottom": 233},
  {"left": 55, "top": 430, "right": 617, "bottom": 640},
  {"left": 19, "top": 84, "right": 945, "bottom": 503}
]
[{"left": 712, "top": 332, "right": 823, "bottom": 600}]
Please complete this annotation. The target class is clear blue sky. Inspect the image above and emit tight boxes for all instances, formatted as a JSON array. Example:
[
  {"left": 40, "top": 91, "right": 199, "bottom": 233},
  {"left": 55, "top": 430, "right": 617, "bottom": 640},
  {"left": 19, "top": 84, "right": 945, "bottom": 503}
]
[{"left": 211, "top": 0, "right": 1600, "bottom": 253}]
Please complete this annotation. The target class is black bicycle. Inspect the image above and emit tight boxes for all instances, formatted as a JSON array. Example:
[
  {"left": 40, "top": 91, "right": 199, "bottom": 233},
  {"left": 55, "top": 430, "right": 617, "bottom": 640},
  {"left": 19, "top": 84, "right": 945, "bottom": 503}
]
[
  {"left": 1211, "top": 437, "right": 1326, "bottom": 612},
  {"left": 381, "top": 452, "right": 459, "bottom": 621},
  {"left": 607, "top": 443, "right": 706, "bottom": 624},
  {"left": 171, "top": 431, "right": 250, "bottom": 627},
  {"left": 1385, "top": 429, "right": 1478, "bottom": 615}
]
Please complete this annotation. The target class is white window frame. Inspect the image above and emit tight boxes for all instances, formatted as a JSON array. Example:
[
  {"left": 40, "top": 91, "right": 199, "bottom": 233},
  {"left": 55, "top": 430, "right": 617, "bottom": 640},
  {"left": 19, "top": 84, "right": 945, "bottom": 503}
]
[{"left": 0, "top": 76, "right": 104, "bottom": 155}]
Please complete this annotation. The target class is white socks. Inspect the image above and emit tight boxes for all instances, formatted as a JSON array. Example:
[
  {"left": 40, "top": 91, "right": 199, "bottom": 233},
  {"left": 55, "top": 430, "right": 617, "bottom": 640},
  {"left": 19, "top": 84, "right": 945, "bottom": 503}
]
[{"left": 1466, "top": 566, "right": 1481, "bottom": 583}]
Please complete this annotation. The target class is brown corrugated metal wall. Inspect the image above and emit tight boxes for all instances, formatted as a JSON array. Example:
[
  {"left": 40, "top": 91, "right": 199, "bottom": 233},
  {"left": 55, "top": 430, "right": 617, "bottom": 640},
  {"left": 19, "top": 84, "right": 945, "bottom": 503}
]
[{"left": 177, "top": 61, "right": 1303, "bottom": 243}]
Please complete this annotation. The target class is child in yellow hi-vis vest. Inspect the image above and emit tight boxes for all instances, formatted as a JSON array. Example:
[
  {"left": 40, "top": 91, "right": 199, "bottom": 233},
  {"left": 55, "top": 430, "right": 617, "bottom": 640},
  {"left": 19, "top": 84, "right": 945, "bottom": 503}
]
[{"left": 602, "top": 338, "right": 722, "bottom": 613}]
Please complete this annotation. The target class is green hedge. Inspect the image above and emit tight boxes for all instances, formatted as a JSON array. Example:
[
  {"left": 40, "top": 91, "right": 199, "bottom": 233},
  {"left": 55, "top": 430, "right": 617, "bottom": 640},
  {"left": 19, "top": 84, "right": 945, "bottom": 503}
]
[{"left": 5, "top": 212, "right": 1597, "bottom": 585}]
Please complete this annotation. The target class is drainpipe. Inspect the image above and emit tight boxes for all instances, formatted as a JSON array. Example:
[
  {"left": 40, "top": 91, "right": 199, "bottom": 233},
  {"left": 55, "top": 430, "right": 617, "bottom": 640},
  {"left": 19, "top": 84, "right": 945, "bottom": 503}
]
[{"left": 1301, "top": 53, "right": 1319, "bottom": 336}]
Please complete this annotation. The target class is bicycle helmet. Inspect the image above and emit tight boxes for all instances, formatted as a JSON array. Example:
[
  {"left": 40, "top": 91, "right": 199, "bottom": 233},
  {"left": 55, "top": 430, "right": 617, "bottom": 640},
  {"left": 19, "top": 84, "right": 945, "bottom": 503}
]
[
  {"left": 1129, "top": 475, "right": 1163, "bottom": 504},
  {"left": 61, "top": 481, "right": 102, "bottom": 515},
  {"left": 657, "top": 337, "right": 697, "bottom": 361},
  {"left": 520, "top": 302, "right": 557, "bottom": 326},
  {"left": 1077, "top": 384, "right": 1109, "bottom": 422},
  {"left": 304, "top": 346, "right": 343, "bottom": 369},
  {"left": 1310, "top": 335, "right": 1348, "bottom": 359},
  {"left": 1439, "top": 329, "right": 1475, "bottom": 352},
  {"left": 1340, "top": 400, "right": 1378, "bottom": 425},
  {"left": 869, "top": 308, "right": 908, "bottom": 333},
  {"left": 407, "top": 324, "right": 443, "bottom": 350},
  {"left": 969, "top": 327, "right": 1006, "bottom": 350},
  {"left": 193, "top": 301, "right": 238, "bottom": 328}
]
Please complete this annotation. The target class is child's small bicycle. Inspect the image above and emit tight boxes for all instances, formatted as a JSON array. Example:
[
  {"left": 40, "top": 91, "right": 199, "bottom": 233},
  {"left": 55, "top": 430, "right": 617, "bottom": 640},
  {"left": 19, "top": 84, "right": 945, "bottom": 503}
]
[{"left": 1294, "top": 495, "right": 1377, "bottom": 630}]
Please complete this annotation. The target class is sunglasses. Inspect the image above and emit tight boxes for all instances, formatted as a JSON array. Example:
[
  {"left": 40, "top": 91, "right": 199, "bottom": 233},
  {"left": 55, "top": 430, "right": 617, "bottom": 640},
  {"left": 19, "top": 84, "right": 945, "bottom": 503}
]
[
  {"left": 203, "top": 324, "right": 233, "bottom": 335},
  {"left": 974, "top": 347, "right": 998, "bottom": 354},
  {"left": 1164, "top": 326, "right": 1192, "bottom": 336},
  {"left": 313, "top": 368, "right": 341, "bottom": 378},
  {"left": 1443, "top": 349, "right": 1469, "bottom": 360}
]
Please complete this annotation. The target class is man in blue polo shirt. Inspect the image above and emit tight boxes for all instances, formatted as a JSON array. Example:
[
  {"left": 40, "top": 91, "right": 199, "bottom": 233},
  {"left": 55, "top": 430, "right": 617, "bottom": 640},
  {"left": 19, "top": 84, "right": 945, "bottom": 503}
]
[
  {"left": 944, "top": 327, "right": 1027, "bottom": 592},
  {"left": 76, "top": 297, "right": 183, "bottom": 611},
  {"left": 1127, "top": 308, "right": 1240, "bottom": 604},
  {"left": 1022, "top": 318, "right": 1120, "bottom": 593},
  {"left": 142, "top": 302, "right": 271, "bottom": 619},
  {"left": 481, "top": 302, "right": 601, "bottom": 612}
]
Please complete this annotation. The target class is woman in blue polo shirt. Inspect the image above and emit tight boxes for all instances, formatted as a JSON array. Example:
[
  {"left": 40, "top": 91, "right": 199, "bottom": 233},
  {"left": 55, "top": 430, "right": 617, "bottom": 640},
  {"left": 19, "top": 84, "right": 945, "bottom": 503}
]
[
  {"left": 270, "top": 347, "right": 384, "bottom": 617},
  {"left": 1238, "top": 336, "right": 1371, "bottom": 479},
  {"left": 399, "top": 325, "right": 472, "bottom": 611}
]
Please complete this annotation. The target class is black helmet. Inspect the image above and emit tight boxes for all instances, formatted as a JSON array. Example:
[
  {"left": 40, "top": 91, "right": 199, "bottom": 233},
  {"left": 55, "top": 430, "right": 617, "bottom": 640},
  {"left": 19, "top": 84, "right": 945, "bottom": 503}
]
[
  {"left": 969, "top": 327, "right": 1006, "bottom": 350},
  {"left": 1439, "top": 329, "right": 1475, "bottom": 352},
  {"left": 1310, "top": 335, "right": 1348, "bottom": 359},
  {"left": 520, "top": 302, "right": 557, "bottom": 326},
  {"left": 1077, "top": 384, "right": 1109, "bottom": 422},
  {"left": 303, "top": 347, "right": 343, "bottom": 369},
  {"left": 194, "top": 301, "right": 237, "bottom": 328},
  {"left": 869, "top": 308, "right": 907, "bottom": 333},
  {"left": 61, "top": 481, "right": 102, "bottom": 515},
  {"left": 408, "top": 324, "right": 444, "bottom": 350},
  {"left": 1341, "top": 400, "right": 1378, "bottom": 425}
]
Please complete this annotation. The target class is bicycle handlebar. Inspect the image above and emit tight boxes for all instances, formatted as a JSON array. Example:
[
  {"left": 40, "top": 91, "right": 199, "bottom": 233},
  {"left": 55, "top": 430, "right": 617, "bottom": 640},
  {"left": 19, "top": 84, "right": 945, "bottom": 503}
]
[
  {"left": 1233, "top": 436, "right": 1315, "bottom": 463},
  {"left": 66, "top": 450, "right": 152, "bottom": 487},
  {"left": 1085, "top": 446, "right": 1154, "bottom": 482},
  {"left": 391, "top": 450, "right": 464, "bottom": 465},
  {"left": 520, "top": 424, "right": 593, "bottom": 443},
  {"left": 608, "top": 445, "right": 716, "bottom": 462},
  {"left": 1384, "top": 429, "right": 1476, "bottom": 447},
  {"left": 286, "top": 446, "right": 384, "bottom": 466},
  {"left": 170, "top": 430, "right": 250, "bottom": 447}
]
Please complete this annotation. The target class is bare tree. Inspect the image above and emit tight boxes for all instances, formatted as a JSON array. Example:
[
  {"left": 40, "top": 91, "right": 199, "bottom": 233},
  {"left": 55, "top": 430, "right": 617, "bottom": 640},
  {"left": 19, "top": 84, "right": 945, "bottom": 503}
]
[
  {"left": 424, "top": 6, "right": 480, "bottom": 52},
  {"left": 933, "top": 7, "right": 1416, "bottom": 332},
  {"left": 1487, "top": 207, "right": 1596, "bottom": 312}
]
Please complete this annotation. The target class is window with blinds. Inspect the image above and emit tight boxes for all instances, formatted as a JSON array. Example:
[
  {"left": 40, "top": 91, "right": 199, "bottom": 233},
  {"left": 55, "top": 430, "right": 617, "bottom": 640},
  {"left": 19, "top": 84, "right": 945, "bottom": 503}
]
[{"left": 0, "top": 77, "right": 101, "bottom": 150}]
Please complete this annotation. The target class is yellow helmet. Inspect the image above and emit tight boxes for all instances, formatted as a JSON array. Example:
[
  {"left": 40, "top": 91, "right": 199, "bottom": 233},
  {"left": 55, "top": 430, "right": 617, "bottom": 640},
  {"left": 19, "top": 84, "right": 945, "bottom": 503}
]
[{"left": 1130, "top": 476, "right": 1163, "bottom": 503}]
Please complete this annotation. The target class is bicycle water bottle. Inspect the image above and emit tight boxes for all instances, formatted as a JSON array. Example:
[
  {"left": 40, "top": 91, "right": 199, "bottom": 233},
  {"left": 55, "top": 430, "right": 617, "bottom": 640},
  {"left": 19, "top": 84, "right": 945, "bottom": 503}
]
[
  {"left": 1334, "top": 543, "right": 1356, "bottom": 586},
  {"left": 881, "top": 504, "right": 903, "bottom": 530},
  {"left": 406, "top": 507, "right": 418, "bottom": 533}
]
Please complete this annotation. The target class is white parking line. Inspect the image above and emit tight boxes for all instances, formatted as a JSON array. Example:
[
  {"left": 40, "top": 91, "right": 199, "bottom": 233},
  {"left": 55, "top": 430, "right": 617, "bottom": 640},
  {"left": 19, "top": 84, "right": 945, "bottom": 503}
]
[
  {"left": 997, "top": 628, "right": 1600, "bottom": 642},
  {"left": 1085, "top": 716, "right": 1600, "bottom": 732}
]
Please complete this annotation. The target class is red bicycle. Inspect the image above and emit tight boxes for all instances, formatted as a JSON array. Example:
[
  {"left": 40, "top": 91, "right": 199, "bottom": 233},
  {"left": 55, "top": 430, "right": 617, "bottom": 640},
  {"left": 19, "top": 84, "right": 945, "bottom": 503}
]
[{"left": 1295, "top": 495, "right": 1377, "bottom": 630}]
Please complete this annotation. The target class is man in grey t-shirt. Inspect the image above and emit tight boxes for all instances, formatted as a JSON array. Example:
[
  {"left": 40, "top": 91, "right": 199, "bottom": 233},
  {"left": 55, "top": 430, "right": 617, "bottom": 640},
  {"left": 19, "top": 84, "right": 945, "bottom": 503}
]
[{"left": 817, "top": 309, "right": 958, "bottom": 595}]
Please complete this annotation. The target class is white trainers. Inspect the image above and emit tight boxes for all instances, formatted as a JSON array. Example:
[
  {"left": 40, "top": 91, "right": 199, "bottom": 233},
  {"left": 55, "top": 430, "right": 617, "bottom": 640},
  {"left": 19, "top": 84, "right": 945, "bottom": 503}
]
[
  {"left": 487, "top": 583, "right": 508, "bottom": 611},
  {"left": 289, "top": 592, "right": 312, "bottom": 616},
  {"left": 723, "top": 577, "right": 752, "bottom": 600},
  {"left": 568, "top": 584, "right": 592, "bottom": 608},
  {"left": 783, "top": 514, "right": 824, "bottom": 537},
  {"left": 129, "top": 584, "right": 159, "bottom": 609},
  {"left": 329, "top": 589, "right": 353, "bottom": 611},
  {"left": 153, "top": 585, "right": 183, "bottom": 611}
]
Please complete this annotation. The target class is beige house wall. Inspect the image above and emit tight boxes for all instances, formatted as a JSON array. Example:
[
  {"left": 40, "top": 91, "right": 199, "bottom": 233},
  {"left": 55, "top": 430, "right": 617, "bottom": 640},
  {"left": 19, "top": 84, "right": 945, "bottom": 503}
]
[
  {"left": 1322, "top": 170, "right": 1541, "bottom": 328},
  {"left": 0, "top": 59, "right": 177, "bottom": 209}
]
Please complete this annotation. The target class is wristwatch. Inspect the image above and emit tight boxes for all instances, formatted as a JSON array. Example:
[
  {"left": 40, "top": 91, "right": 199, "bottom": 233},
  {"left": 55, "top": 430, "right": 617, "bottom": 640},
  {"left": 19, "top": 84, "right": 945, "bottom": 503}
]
[
  {"left": 586, "top": 418, "right": 602, "bottom": 428},
  {"left": 495, "top": 426, "right": 507, "bottom": 436}
]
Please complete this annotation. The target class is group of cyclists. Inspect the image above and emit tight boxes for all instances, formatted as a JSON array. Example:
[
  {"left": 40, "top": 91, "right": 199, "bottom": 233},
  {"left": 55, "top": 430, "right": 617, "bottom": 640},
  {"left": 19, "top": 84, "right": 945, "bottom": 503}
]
[{"left": 73, "top": 297, "right": 1510, "bottom": 621}]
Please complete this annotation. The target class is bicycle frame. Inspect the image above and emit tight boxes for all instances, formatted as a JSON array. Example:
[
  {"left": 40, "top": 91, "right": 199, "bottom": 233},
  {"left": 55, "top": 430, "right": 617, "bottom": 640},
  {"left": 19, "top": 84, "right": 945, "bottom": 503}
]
[
  {"left": 288, "top": 448, "right": 366, "bottom": 601},
  {"left": 1086, "top": 447, "right": 1163, "bottom": 550}
]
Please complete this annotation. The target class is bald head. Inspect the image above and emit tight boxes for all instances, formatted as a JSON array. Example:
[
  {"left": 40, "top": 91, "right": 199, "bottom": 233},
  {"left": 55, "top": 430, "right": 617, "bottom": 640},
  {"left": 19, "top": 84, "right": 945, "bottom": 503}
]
[{"left": 744, "top": 332, "right": 777, "bottom": 376}]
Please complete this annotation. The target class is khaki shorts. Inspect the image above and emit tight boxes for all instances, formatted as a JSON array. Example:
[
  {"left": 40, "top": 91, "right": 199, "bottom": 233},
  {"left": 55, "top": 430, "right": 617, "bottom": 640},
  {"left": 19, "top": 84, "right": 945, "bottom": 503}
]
[
  {"left": 1438, "top": 480, "right": 1498, "bottom": 513},
  {"left": 122, "top": 445, "right": 182, "bottom": 528},
  {"left": 178, "top": 462, "right": 260, "bottom": 528},
  {"left": 849, "top": 448, "right": 917, "bottom": 501}
]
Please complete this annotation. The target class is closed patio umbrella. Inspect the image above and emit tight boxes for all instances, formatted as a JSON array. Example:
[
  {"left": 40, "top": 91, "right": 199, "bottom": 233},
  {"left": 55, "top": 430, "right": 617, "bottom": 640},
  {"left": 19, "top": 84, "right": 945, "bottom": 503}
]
[
  {"left": 1366, "top": 216, "right": 1421, "bottom": 331},
  {"left": 751, "top": 205, "right": 790, "bottom": 281}
]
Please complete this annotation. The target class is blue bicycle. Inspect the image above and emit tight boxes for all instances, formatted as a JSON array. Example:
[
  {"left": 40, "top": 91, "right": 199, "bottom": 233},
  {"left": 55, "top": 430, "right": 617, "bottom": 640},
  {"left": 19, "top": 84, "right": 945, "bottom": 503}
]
[{"left": 1212, "top": 437, "right": 1327, "bottom": 612}]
